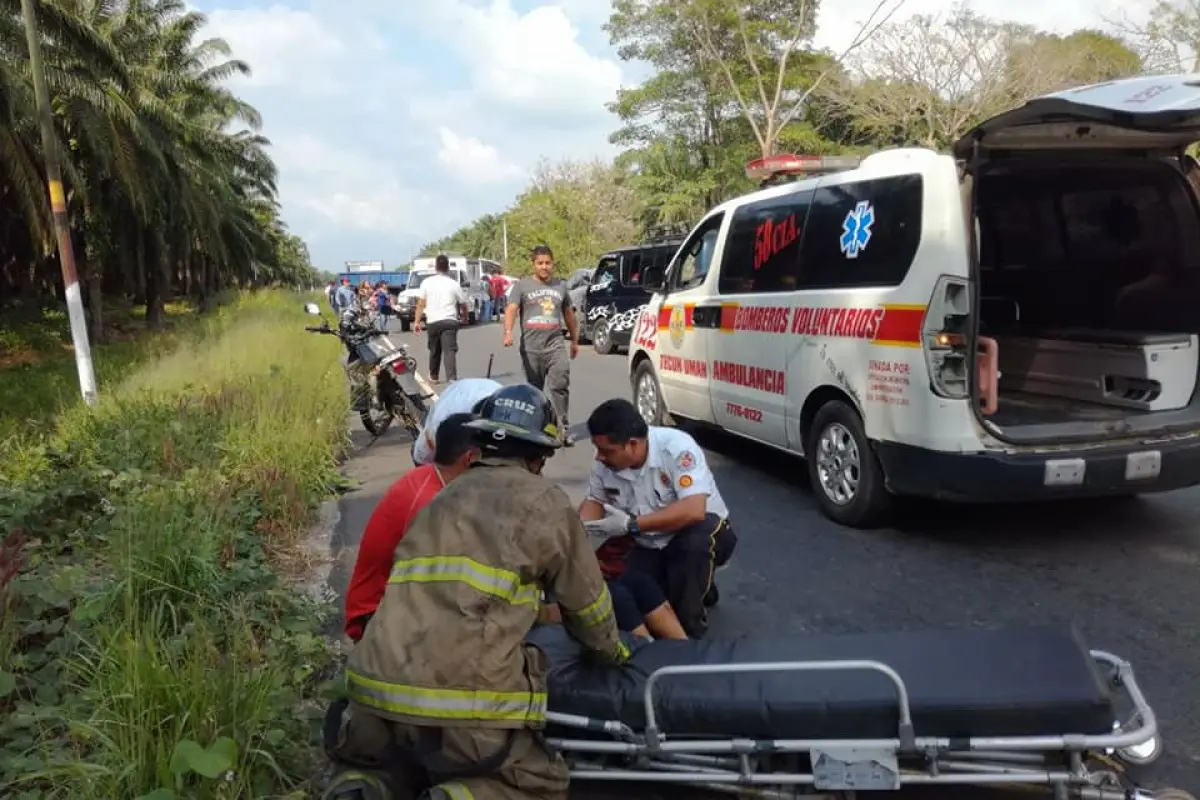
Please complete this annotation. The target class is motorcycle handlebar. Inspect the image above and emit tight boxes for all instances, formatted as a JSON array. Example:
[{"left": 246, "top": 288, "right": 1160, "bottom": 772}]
[{"left": 304, "top": 325, "right": 331, "bottom": 333}]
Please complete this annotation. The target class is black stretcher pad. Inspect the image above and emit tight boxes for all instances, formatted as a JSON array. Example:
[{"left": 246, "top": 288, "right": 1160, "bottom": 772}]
[{"left": 529, "top": 625, "right": 1115, "bottom": 740}]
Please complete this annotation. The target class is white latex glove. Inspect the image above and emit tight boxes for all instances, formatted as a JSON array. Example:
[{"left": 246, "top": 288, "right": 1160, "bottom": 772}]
[{"left": 583, "top": 504, "right": 631, "bottom": 541}]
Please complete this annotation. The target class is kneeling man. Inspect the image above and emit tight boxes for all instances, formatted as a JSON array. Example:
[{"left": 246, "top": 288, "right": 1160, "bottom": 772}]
[{"left": 581, "top": 398, "right": 737, "bottom": 639}]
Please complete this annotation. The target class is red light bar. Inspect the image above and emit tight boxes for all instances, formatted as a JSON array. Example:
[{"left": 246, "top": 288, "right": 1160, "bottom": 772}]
[{"left": 745, "top": 153, "right": 861, "bottom": 181}]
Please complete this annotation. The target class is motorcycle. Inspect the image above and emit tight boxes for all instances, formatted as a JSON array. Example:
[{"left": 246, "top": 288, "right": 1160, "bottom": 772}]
[{"left": 303, "top": 303, "right": 430, "bottom": 438}]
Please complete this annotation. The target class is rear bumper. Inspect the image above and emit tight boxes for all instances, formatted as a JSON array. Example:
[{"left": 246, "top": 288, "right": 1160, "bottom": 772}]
[{"left": 876, "top": 436, "right": 1200, "bottom": 501}]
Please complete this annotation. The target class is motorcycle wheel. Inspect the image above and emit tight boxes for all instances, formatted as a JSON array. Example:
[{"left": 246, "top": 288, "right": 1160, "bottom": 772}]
[
  {"left": 397, "top": 393, "right": 429, "bottom": 439},
  {"left": 360, "top": 406, "right": 393, "bottom": 436}
]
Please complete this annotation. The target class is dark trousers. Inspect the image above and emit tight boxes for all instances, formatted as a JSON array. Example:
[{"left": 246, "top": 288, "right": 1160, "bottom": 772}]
[
  {"left": 426, "top": 319, "right": 459, "bottom": 382},
  {"left": 626, "top": 514, "right": 736, "bottom": 639},
  {"left": 608, "top": 572, "right": 668, "bottom": 632},
  {"left": 519, "top": 345, "right": 569, "bottom": 431}
]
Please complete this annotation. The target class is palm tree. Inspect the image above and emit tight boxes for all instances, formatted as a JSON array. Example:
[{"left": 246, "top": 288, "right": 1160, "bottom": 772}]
[{"left": 0, "top": 0, "right": 317, "bottom": 333}]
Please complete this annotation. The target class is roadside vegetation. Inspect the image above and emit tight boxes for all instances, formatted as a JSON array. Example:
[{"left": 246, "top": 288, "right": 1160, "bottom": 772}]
[
  {"left": 1, "top": 291, "right": 347, "bottom": 798},
  {"left": 1, "top": 0, "right": 343, "bottom": 795},
  {"left": 424, "top": 0, "right": 1188, "bottom": 271}
]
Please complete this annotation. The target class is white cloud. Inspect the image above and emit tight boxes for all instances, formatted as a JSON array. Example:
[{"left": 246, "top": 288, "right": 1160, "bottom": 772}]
[
  {"left": 415, "top": 0, "right": 623, "bottom": 122},
  {"left": 436, "top": 128, "right": 523, "bottom": 184},
  {"left": 270, "top": 133, "right": 445, "bottom": 234},
  {"left": 203, "top": 5, "right": 346, "bottom": 92}
]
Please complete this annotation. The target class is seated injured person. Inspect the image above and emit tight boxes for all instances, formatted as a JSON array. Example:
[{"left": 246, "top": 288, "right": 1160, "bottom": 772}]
[
  {"left": 539, "top": 531, "right": 688, "bottom": 640},
  {"left": 579, "top": 398, "right": 737, "bottom": 639}
]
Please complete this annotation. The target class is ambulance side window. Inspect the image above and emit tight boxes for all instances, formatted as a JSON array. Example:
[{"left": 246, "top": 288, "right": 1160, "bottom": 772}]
[
  {"left": 798, "top": 175, "right": 923, "bottom": 289},
  {"left": 670, "top": 214, "right": 724, "bottom": 291},
  {"left": 720, "top": 190, "right": 814, "bottom": 295}
]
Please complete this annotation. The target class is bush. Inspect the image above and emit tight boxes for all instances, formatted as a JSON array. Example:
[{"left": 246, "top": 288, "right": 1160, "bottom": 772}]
[{"left": 0, "top": 291, "right": 348, "bottom": 799}]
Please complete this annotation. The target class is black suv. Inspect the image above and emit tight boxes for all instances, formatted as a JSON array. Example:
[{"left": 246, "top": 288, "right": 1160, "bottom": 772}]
[{"left": 579, "top": 236, "right": 683, "bottom": 355}]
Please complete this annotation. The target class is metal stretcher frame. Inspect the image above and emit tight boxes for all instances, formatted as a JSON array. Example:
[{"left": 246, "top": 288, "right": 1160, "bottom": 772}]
[{"left": 544, "top": 650, "right": 1185, "bottom": 799}]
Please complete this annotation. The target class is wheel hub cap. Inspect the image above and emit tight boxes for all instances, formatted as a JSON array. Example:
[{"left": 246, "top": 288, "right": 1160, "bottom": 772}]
[
  {"left": 636, "top": 374, "right": 657, "bottom": 423},
  {"left": 815, "top": 422, "right": 861, "bottom": 506}
]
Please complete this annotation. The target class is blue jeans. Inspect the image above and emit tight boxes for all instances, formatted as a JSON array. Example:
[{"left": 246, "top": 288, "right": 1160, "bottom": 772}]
[{"left": 482, "top": 299, "right": 493, "bottom": 322}]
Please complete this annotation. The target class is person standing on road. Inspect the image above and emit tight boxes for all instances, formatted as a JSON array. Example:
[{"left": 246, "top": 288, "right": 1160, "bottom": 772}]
[
  {"left": 489, "top": 271, "right": 509, "bottom": 321},
  {"left": 372, "top": 282, "right": 392, "bottom": 331},
  {"left": 414, "top": 254, "right": 468, "bottom": 384},
  {"left": 503, "top": 245, "right": 579, "bottom": 445},
  {"left": 480, "top": 277, "right": 494, "bottom": 324},
  {"left": 325, "top": 281, "right": 337, "bottom": 311},
  {"left": 326, "top": 384, "right": 627, "bottom": 800},
  {"left": 411, "top": 377, "right": 502, "bottom": 466},
  {"left": 579, "top": 398, "right": 738, "bottom": 639},
  {"left": 342, "top": 413, "right": 479, "bottom": 643},
  {"left": 333, "top": 277, "right": 356, "bottom": 314}
]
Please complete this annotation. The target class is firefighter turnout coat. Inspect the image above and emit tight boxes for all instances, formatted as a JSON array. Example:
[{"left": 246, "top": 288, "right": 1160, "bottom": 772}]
[{"left": 346, "top": 458, "right": 630, "bottom": 728}]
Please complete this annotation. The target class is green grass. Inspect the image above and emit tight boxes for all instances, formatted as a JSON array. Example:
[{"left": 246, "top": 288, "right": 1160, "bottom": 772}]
[
  {"left": 0, "top": 300, "right": 196, "bottom": 446},
  {"left": 0, "top": 291, "right": 349, "bottom": 798}
]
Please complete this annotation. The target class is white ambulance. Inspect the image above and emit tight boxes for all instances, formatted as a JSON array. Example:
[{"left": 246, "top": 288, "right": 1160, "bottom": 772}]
[{"left": 626, "top": 74, "right": 1200, "bottom": 528}]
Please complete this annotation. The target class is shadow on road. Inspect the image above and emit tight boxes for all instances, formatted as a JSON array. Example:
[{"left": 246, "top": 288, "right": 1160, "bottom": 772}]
[{"left": 680, "top": 420, "right": 1189, "bottom": 553}]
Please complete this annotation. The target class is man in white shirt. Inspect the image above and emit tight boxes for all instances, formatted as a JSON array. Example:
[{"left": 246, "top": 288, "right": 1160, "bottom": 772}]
[
  {"left": 580, "top": 398, "right": 737, "bottom": 639},
  {"left": 413, "top": 254, "right": 468, "bottom": 383},
  {"left": 410, "top": 377, "right": 502, "bottom": 465}
]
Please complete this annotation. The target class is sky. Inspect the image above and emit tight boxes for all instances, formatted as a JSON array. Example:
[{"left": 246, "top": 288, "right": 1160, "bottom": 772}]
[{"left": 191, "top": 0, "right": 1136, "bottom": 271}]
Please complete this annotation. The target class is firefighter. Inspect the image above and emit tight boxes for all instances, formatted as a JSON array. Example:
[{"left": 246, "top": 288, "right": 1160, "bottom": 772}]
[{"left": 324, "top": 384, "right": 629, "bottom": 800}]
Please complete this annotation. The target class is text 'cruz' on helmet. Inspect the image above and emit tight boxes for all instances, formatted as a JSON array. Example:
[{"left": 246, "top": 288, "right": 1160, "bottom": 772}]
[{"left": 465, "top": 384, "right": 562, "bottom": 450}]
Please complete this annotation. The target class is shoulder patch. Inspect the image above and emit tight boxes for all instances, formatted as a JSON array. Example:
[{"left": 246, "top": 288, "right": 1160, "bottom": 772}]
[
  {"left": 678, "top": 475, "right": 694, "bottom": 489},
  {"left": 676, "top": 450, "right": 696, "bottom": 472}
]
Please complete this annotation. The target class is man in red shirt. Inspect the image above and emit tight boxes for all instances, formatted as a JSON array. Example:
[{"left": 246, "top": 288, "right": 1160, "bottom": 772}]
[
  {"left": 343, "top": 413, "right": 478, "bottom": 641},
  {"left": 489, "top": 271, "right": 509, "bottom": 320}
]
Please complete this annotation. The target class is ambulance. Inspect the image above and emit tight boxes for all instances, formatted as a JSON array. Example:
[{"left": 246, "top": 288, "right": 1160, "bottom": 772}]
[{"left": 626, "top": 74, "right": 1200, "bottom": 528}]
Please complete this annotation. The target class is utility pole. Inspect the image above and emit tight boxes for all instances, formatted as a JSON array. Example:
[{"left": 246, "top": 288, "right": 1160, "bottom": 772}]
[{"left": 21, "top": 0, "right": 97, "bottom": 406}]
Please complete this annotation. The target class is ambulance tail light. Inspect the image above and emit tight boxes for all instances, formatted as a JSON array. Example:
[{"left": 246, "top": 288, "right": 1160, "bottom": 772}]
[{"left": 923, "top": 276, "right": 972, "bottom": 399}]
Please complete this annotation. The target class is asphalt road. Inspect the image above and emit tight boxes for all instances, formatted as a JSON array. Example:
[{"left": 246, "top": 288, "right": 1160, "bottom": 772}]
[{"left": 325, "top": 317, "right": 1200, "bottom": 794}]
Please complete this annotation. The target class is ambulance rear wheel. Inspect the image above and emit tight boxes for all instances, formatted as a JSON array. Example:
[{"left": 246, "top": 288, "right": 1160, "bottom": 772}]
[{"left": 807, "top": 400, "right": 890, "bottom": 528}]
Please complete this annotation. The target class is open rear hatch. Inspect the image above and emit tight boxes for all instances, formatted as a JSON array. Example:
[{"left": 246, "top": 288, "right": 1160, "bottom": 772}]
[
  {"left": 954, "top": 74, "right": 1200, "bottom": 157},
  {"left": 954, "top": 74, "right": 1200, "bottom": 445}
]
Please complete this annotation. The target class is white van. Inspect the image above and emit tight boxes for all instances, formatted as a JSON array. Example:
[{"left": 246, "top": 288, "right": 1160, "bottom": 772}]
[
  {"left": 626, "top": 73, "right": 1200, "bottom": 528},
  {"left": 394, "top": 256, "right": 498, "bottom": 330}
]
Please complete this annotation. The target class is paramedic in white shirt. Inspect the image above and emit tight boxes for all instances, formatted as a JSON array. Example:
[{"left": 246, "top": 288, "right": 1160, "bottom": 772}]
[
  {"left": 410, "top": 378, "right": 502, "bottom": 465},
  {"left": 580, "top": 397, "right": 737, "bottom": 639},
  {"left": 412, "top": 254, "right": 468, "bottom": 383}
]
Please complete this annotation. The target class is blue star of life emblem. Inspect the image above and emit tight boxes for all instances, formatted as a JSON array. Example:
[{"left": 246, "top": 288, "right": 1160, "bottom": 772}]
[{"left": 840, "top": 200, "right": 875, "bottom": 259}]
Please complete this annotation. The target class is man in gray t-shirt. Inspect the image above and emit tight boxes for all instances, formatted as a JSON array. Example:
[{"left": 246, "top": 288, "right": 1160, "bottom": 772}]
[{"left": 503, "top": 245, "right": 580, "bottom": 445}]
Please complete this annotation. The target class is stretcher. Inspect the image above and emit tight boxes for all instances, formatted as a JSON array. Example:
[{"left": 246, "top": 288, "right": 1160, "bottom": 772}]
[{"left": 528, "top": 625, "right": 1192, "bottom": 799}]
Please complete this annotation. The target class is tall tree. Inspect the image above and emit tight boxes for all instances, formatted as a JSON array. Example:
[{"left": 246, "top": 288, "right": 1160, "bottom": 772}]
[
  {"left": 813, "top": 8, "right": 1143, "bottom": 150},
  {"left": 683, "top": 0, "right": 904, "bottom": 158},
  {"left": 1112, "top": 0, "right": 1200, "bottom": 72},
  {"left": 606, "top": 0, "right": 749, "bottom": 224}
]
